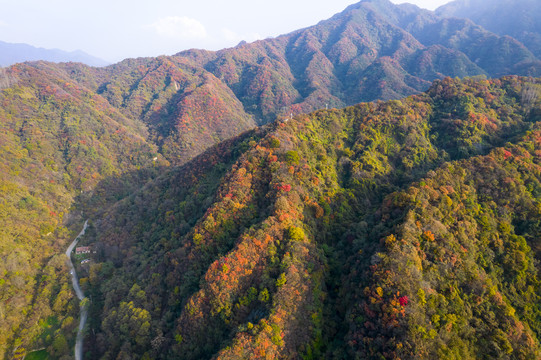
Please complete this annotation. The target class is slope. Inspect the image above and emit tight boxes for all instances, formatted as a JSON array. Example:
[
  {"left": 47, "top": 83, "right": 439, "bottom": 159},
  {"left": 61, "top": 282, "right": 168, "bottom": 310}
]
[
  {"left": 0, "top": 62, "right": 165, "bottom": 359},
  {"left": 80, "top": 76, "right": 541, "bottom": 359},
  {"left": 178, "top": 0, "right": 541, "bottom": 121}
]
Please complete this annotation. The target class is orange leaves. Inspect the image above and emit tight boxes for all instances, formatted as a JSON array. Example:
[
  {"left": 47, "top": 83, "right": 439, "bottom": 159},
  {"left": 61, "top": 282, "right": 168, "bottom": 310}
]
[
  {"left": 422, "top": 230, "right": 435, "bottom": 242},
  {"left": 268, "top": 154, "right": 278, "bottom": 163},
  {"left": 440, "top": 185, "right": 455, "bottom": 195},
  {"left": 384, "top": 234, "right": 397, "bottom": 248},
  {"left": 313, "top": 203, "right": 324, "bottom": 218}
]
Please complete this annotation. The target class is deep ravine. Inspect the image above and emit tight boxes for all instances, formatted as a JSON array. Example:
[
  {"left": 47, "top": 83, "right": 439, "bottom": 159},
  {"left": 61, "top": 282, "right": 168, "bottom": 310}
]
[{"left": 65, "top": 220, "right": 88, "bottom": 360}]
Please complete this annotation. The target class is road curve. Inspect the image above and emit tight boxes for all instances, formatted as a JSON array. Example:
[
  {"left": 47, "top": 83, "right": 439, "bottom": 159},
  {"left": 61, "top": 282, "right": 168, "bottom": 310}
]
[{"left": 65, "top": 220, "right": 88, "bottom": 360}]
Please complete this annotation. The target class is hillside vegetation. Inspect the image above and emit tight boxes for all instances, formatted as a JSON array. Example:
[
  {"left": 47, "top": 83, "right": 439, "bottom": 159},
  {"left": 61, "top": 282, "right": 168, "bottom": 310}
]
[
  {"left": 79, "top": 76, "right": 541, "bottom": 359},
  {"left": 0, "top": 61, "right": 166, "bottom": 359}
]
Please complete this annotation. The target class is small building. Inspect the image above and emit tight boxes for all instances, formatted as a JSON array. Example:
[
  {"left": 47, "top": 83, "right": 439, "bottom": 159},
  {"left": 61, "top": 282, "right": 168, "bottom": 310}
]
[
  {"left": 76, "top": 246, "right": 91, "bottom": 254},
  {"left": 81, "top": 259, "right": 91, "bottom": 264}
]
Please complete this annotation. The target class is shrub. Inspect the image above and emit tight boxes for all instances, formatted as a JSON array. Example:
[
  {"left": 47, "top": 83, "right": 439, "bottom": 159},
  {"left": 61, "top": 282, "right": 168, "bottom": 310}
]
[{"left": 285, "top": 150, "right": 300, "bottom": 165}]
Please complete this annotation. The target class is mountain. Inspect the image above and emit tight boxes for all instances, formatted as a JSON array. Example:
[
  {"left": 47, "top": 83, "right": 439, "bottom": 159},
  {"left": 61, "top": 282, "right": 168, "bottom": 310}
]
[
  {"left": 0, "top": 40, "right": 110, "bottom": 67},
  {"left": 2, "top": 0, "right": 541, "bottom": 358},
  {"left": 436, "top": 0, "right": 541, "bottom": 58},
  {"left": 39, "top": 0, "right": 539, "bottom": 166},
  {"left": 79, "top": 76, "right": 541, "bottom": 359},
  {"left": 178, "top": 0, "right": 540, "bottom": 112},
  {"left": 0, "top": 61, "right": 166, "bottom": 359},
  {"left": 142, "top": 0, "right": 541, "bottom": 119}
]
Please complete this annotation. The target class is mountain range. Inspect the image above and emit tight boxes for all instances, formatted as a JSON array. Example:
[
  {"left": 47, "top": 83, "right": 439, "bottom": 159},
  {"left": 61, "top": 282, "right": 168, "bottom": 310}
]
[
  {"left": 0, "top": 40, "right": 109, "bottom": 68},
  {"left": 3, "top": 0, "right": 536, "bottom": 168},
  {"left": 436, "top": 0, "right": 541, "bottom": 58},
  {"left": 2, "top": 0, "right": 541, "bottom": 359}
]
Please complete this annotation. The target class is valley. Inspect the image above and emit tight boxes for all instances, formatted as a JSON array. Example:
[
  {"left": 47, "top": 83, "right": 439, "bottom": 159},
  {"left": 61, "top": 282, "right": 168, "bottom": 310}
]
[{"left": 65, "top": 221, "right": 88, "bottom": 360}]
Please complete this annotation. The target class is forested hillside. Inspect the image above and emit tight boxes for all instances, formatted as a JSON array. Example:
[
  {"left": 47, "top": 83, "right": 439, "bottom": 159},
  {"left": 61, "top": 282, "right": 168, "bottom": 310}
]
[
  {"left": 0, "top": 62, "right": 166, "bottom": 359},
  {"left": 78, "top": 76, "right": 541, "bottom": 359}
]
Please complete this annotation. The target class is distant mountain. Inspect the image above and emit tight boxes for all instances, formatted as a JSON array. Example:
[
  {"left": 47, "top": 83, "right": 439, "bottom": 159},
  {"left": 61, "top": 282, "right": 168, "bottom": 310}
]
[
  {"left": 436, "top": 0, "right": 541, "bottom": 58},
  {"left": 0, "top": 40, "right": 110, "bottom": 67}
]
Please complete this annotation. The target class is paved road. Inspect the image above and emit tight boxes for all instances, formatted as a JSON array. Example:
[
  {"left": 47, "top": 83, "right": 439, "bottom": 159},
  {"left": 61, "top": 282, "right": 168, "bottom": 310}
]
[{"left": 65, "top": 220, "right": 88, "bottom": 360}]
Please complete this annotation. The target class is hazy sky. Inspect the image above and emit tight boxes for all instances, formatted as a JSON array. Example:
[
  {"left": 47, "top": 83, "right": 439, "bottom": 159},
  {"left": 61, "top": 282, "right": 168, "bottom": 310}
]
[{"left": 0, "top": 0, "right": 451, "bottom": 63}]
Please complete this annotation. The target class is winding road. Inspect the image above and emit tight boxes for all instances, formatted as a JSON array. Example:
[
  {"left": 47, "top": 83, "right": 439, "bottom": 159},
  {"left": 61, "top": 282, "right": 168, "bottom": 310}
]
[{"left": 65, "top": 220, "right": 88, "bottom": 360}]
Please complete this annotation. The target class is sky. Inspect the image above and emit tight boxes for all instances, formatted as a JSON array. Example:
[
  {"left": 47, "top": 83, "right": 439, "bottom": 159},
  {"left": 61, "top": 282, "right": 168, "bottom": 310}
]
[{"left": 0, "top": 0, "right": 452, "bottom": 63}]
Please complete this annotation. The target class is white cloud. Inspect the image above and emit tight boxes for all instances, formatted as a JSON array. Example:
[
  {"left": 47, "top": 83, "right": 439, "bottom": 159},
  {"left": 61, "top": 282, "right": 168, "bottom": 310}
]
[
  {"left": 221, "top": 27, "right": 262, "bottom": 44},
  {"left": 0, "top": 20, "right": 8, "bottom": 27},
  {"left": 222, "top": 28, "right": 239, "bottom": 42},
  {"left": 149, "top": 16, "right": 207, "bottom": 39}
]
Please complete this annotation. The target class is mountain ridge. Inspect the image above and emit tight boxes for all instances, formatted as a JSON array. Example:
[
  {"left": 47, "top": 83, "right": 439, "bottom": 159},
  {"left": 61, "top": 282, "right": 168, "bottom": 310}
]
[
  {"left": 80, "top": 75, "right": 541, "bottom": 359},
  {"left": 436, "top": 0, "right": 541, "bottom": 58}
]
